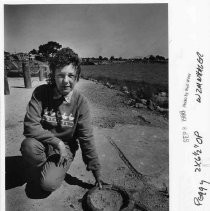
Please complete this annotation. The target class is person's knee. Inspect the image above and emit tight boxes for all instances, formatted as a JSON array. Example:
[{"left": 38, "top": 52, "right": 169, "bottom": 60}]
[
  {"left": 40, "top": 173, "right": 64, "bottom": 192},
  {"left": 21, "top": 138, "right": 36, "bottom": 153},
  {"left": 20, "top": 138, "right": 43, "bottom": 154},
  {"left": 20, "top": 138, "right": 46, "bottom": 166},
  {"left": 40, "top": 162, "right": 67, "bottom": 192}
]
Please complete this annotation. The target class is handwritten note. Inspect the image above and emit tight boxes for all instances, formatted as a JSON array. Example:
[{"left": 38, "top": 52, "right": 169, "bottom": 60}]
[
  {"left": 195, "top": 52, "right": 204, "bottom": 103},
  {"left": 178, "top": 51, "right": 209, "bottom": 209},
  {"left": 193, "top": 131, "right": 203, "bottom": 172},
  {"left": 194, "top": 180, "right": 210, "bottom": 206},
  {"left": 171, "top": 1, "right": 210, "bottom": 210}
]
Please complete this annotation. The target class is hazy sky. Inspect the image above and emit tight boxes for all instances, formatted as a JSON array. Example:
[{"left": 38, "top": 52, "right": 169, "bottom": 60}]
[{"left": 4, "top": 4, "right": 168, "bottom": 58}]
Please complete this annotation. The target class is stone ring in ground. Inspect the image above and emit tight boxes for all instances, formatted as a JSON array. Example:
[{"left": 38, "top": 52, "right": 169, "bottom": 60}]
[{"left": 85, "top": 184, "right": 135, "bottom": 211}]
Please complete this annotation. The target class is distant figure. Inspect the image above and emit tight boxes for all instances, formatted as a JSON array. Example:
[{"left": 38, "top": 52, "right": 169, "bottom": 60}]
[{"left": 20, "top": 48, "right": 102, "bottom": 194}]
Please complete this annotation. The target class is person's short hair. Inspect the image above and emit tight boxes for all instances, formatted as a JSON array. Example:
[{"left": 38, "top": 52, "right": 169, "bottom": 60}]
[{"left": 47, "top": 47, "right": 81, "bottom": 86}]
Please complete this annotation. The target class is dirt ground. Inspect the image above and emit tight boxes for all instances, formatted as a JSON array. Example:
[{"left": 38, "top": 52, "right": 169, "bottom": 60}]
[{"left": 5, "top": 77, "right": 169, "bottom": 211}]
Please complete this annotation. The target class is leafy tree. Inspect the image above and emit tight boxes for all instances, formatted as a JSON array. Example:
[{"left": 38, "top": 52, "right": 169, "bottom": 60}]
[
  {"left": 98, "top": 56, "right": 103, "bottom": 60},
  {"left": 4, "top": 51, "right": 10, "bottom": 60},
  {"left": 149, "top": 55, "right": 155, "bottom": 61},
  {"left": 110, "top": 56, "right": 115, "bottom": 61},
  {"left": 155, "top": 55, "right": 161, "bottom": 60},
  {"left": 142, "top": 57, "right": 148, "bottom": 63},
  {"left": 29, "top": 49, "right": 38, "bottom": 55},
  {"left": 155, "top": 55, "right": 166, "bottom": 63},
  {"left": 159, "top": 56, "right": 165, "bottom": 60},
  {"left": 38, "top": 41, "right": 62, "bottom": 61},
  {"left": 35, "top": 55, "right": 46, "bottom": 62}
]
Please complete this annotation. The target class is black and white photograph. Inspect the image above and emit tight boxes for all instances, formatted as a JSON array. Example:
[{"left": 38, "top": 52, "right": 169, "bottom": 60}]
[{"left": 4, "top": 3, "right": 169, "bottom": 211}]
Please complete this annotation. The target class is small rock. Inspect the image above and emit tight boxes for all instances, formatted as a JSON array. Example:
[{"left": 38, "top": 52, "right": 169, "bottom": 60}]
[
  {"left": 122, "top": 86, "right": 129, "bottom": 94},
  {"left": 147, "top": 100, "right": 155, "bottom": 110},
  {"left": 106, "top": 82, "right": 111, "bottom": 88},
  {"left": 157, "top": 106, "right": 168, "bottom": 113},
  {"left": 131, "top": 91, "right": 138, "bottom": 99},
  {"left": 159, "top": 92, "right": 167, "bottom": 97},
  {"left": 140, "top": 99, "right": 147, "bottom": 105},
  {"left": 135, "top": 103, "right": 145, "bottom": 108},
  {"left": 122, "top": 86, "right": 128, "bottom": 91},
  {"left": 128, "top": 99, "right": 135, "bottom": 105},
  {"left": 125, "top": 99, "right": 135, "bottom": 106},
  {"left": 153, "top": 94, "right": 168, "bottom": 107}
]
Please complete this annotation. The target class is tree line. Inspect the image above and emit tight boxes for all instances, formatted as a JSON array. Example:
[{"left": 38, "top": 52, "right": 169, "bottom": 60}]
[{"left": 5, "top": 41, "right": 168, "bottom": 64}]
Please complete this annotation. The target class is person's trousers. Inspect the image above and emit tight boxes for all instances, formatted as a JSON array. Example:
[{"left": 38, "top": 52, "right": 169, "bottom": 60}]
[{"left": 20, "top": 138, "right": 75, "bottom": 192}]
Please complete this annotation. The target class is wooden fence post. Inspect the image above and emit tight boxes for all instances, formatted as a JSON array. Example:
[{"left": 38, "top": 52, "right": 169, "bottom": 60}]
[
  {"left": 22, "top": 61, "right": 32, "bottom": 88},
  {"left": 39, "top": 67, "right": 44, "bottom": 81},
  {"left": 45, "top": 66, "right": 49, "bottom": 78},
  {"left": 4, "top": 69, "right": 10, "bottom": 95}
]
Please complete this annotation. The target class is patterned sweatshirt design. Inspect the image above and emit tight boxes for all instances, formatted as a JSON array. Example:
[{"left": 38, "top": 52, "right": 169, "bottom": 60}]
[{"left": 23, "top": 84, "right": 101, "bottom": 175}]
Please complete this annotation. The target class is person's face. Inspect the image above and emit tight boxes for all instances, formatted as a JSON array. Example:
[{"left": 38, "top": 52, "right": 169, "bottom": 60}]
[{"left": 54, "top": 64, "right": 77, "bottom": 96}]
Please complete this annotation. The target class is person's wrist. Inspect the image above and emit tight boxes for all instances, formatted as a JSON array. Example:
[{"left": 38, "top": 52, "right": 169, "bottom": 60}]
[{"left": 92, "top": 170, "right": 101, "bottom": 181}]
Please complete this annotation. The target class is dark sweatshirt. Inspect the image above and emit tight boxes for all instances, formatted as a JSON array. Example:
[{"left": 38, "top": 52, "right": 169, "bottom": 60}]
[{"left": 23, "top": 84, "right": 101, "bottom": 176}]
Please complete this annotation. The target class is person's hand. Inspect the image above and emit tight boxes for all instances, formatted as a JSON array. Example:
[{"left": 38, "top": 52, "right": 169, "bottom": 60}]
[
  {"left": 95, "top": 178, "right": 103, "bottom": 189},
  {"left": 92, "top": 170, "right": 103, "bottom": 189},
  {"left": 57, "top": 141, "right": 68, "bottom": 167}
]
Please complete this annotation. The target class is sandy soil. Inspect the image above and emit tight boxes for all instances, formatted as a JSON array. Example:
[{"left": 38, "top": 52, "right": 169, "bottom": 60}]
[{"left": 5, "top": 77, "right": 169, "bottom": 211}]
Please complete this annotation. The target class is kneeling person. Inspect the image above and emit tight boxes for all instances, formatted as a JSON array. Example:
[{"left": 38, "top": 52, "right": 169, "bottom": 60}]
[{"left": 20, "top": 48, "right": 102, "bottom": 192}]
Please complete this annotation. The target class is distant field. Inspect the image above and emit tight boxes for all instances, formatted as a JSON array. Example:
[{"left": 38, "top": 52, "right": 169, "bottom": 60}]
[
  {"left": 81, "top": 63, "right": 168, "bottom": 85},
  {"left": 81, "top": 63, "right": 168, "bottom": 100}
]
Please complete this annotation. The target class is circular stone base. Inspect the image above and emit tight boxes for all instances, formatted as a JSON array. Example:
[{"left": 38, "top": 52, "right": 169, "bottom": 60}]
[{"left": 86, "top": 185, "right": 135, "bottom": 211}]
